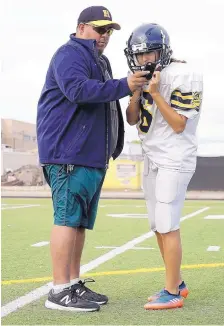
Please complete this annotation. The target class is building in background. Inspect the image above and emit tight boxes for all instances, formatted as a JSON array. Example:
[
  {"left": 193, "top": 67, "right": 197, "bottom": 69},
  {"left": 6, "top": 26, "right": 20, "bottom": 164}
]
[
  {"left": 1, "top": 119, "right": 224, "bottom": 191},
  {"left": 1, "top": 118, "right": 36, "bottom": 151}
]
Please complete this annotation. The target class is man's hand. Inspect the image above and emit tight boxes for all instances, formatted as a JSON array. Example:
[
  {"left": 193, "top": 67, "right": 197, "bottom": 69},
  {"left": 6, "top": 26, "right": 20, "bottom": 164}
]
[
  {"left": 127, "top": 71, "right": 149, "bottom": 93},
  {"left": 148, "top": 71, "right": 160, "bottom": 97}
]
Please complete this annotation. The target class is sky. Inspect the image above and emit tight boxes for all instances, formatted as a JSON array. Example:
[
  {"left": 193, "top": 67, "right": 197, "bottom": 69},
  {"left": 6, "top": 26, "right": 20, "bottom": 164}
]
[{"left": 1, "top": 0, "right": 224, "bottom": 155}]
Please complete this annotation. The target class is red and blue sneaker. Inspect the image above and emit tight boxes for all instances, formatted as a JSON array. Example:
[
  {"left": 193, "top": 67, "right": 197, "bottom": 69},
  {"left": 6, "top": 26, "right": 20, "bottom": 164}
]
[
  {"left": 148, "top": 281, "right": 189, "bottom": 302},
  {"left": 144, "top": 290, "right": 183, "bottom": 310}
]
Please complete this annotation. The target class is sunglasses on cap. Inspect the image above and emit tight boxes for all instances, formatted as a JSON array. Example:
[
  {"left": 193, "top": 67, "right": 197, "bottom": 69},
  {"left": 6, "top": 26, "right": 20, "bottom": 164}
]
[{"left": 85, "top": 23, "right": 114, "bottom": 36}]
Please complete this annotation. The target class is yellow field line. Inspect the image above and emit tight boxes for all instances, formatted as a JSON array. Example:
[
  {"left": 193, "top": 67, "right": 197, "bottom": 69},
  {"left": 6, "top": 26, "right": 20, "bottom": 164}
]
[{"left": 2, "top": 263, "right": 224, "bottom": 285}]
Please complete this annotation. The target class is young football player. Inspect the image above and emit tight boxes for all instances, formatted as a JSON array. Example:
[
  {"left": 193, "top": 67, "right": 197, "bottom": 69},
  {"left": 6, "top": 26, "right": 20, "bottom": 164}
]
[{"left": 125, "top": 23, "right": 203, "bottom": 310}]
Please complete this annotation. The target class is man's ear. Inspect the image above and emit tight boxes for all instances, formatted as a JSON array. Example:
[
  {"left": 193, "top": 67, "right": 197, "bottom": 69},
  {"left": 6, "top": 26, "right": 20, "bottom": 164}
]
[{"left": 77, "top": 23, "right": 85, "bottom": 35}]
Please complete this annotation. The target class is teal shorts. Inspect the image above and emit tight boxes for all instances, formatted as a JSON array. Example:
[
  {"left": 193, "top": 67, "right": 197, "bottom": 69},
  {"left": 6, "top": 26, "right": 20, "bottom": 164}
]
[{"left": 43, "top": 165, "right": 106, "bottom": 230}]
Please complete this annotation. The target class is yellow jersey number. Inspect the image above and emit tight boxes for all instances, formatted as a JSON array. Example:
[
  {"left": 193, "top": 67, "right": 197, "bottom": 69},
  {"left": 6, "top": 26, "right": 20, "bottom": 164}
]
[{"left": 139, "top": 91, "right": 153, "bottom": 133}]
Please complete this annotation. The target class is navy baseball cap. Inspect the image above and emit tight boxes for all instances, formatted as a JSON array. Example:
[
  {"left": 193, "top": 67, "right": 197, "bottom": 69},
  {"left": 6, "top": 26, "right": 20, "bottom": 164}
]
[{"left": 77, "top": 6, "right": 121, "bottom": 30}]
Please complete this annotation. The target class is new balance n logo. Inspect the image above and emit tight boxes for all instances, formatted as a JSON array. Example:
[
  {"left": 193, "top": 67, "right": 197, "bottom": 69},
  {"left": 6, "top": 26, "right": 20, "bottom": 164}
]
[{"left": 60, "top": 295, "right": 71, "bottom": 305}]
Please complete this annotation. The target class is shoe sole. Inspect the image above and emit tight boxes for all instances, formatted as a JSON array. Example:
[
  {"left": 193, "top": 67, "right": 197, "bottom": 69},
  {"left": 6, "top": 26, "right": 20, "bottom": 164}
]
[
  {"left": 144, "top": 300, "right": 183, "bottom": 310},
  {"left": 89, "top": 300, "right": 108, "bottom": 305},
  {"left": 148, "top": 288, "right": 189, "bottom": 302},
  {"left": 45, "top": 300, "right": 100, "bottom": 312},
  {"left": 180, "top": 287, "right": 189, "bottom": 298}
]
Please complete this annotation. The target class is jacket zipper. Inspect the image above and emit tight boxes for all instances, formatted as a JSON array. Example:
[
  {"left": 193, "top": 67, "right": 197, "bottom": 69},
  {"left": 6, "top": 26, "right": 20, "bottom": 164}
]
[
  {"left": 105, "top": 107, "right": 109, "bottom": 170},
  {"left": 93, "top": 44, "right": 109, "bottom": 170}
]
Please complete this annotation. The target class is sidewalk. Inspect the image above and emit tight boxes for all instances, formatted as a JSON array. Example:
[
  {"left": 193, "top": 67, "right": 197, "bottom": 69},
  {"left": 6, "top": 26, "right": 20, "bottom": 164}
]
[{"left": 1, "top": 186, "right": 224, "bottom": 200}]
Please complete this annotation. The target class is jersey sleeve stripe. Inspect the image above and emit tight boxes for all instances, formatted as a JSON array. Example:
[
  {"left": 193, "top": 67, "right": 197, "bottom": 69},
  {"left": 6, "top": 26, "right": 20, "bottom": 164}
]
[
  {"left": 171, "top": 90, "right": 200, "bottom": 111},
  {"left": 171, "top": 102, "right": 193, "bottom": 111},
  {"left": 171, "top": 100, "right": 200, "bottom": 112},
  {"left": 172, "top": 91, "right": 193, "bottom": 99},
  {"left": 171, "top": 95, "right": 192, "bottom": 105}
]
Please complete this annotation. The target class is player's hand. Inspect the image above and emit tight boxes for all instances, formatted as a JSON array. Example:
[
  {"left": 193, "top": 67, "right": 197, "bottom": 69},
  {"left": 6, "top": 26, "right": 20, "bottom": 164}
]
[
  {"left": 127, "top": 71, "right": 149, "bottom": 93},
  {"left": 148, "top": 71, "right": 160, "bottom": 96}
]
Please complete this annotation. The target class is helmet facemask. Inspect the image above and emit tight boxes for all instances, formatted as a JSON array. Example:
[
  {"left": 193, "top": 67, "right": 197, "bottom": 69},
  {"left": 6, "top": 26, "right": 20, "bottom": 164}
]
[{"left": 125, "top": 43, "right": 172, "bottom": 79}]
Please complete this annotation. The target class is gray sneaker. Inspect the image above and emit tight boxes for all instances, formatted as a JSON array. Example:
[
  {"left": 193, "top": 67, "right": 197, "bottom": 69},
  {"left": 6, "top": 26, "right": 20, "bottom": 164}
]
[
  {"left": 71, "top": 278, "right": 108, "bottom": 305},
  {"left": 45, "top": 287, "right": 100, "bottom": 312}
]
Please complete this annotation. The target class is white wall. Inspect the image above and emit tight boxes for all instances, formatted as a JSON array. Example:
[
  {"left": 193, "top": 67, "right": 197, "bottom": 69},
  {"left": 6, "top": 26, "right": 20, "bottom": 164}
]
[{"left": 1, "top": 151, "right": 38, "bottom": 175}]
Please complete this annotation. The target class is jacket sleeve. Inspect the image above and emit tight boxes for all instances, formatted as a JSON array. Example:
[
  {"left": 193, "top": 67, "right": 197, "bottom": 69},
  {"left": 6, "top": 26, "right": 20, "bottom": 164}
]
[{"left": 52, "top": 46, "right": 131, "bottom": 104}]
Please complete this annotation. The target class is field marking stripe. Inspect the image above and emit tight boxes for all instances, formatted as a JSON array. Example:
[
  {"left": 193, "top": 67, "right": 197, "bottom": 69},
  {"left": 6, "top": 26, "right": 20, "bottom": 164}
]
[
  {"left": 86, "top": 262, "right": 224, "bottom": 275},
  {"left": 1, "top": 205, "right": 41, "bottom": 210},
  {"left": 204, "top": 215, "right": 224, "bottom": 220},
  {"left": 99, "top": 205, "right": 210, "bottom": 208},
  {"left": 2, "top": 262, "right": 224, "bottom": 285},
  {"left": 31, "top": 241, "right": 50, "bottom": 247},
  {"left": 207, "top": 246, "right": 221, "bottom": 252},
  {"left": 1, "top": 206, "right": 209, "bottom": 317}
]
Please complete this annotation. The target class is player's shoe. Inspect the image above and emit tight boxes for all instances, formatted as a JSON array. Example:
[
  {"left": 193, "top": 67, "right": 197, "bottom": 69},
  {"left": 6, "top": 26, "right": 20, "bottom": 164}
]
[
  {"left": 147, "top": 281, "right": 189, "bottom": 302},
  {"left": 144, "top": 290, "right": 183, "bottom": 310}
]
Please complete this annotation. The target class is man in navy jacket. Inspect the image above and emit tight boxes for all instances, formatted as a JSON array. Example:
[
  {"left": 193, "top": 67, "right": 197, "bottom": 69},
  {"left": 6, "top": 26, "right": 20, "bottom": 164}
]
[{"left": 37, "top": 5, "right": 149, "bottom": 312}]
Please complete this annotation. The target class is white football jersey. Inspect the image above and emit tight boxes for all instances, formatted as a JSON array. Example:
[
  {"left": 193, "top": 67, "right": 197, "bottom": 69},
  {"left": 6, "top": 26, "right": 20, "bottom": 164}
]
[{"left": 138, "top": 62, "right": 203, "bottom": 172}]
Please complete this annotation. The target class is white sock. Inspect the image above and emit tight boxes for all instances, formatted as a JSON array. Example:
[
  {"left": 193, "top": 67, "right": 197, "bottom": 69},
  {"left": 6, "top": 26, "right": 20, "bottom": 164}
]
[
  {"left": 52, "top": 282, "right": 71, "bottom": 294},
  {"left": 70, "top": 278, "right": 80, "bottom": 286}
]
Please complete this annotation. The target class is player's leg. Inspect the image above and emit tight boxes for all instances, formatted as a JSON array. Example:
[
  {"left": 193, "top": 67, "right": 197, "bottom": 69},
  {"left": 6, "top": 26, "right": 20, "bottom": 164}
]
[
  {"left": 162, "top": 229, "right": 182, "bottom": 294},
  {"left": 155, "top": 230, "right": 183, "bottom": 284},
  {"left": 143, "top": 156, "right": 157, "bottom": 235},
  {"left": 145, "top": 169, "right": 193, "bottom": 310},
  {"left": 159, "top": 171, "right": 193, "bottom": 295},
  {"left": 143, "top": 158, "right": 167, "bottom": 263},
  {"left": 155, "top": 231, "right": 164, "bottom": 260}
]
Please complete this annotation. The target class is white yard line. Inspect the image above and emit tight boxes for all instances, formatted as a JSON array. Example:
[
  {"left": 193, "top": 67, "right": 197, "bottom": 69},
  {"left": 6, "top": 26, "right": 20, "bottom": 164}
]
[
  {"left": 2, "top": 204, "right": 38, "bottom": 206},
  {"left": 204, "top": 215, "right": 224, "bottom": 220},
  {"left": 95, "top": 246, "right": 155, "bottom": 250},
  {"left": 207, "top": 246, "right": 220, "bottom": 251},
  {"left": 107, "top": 213, "right": 148, "bottom": 218},
  {"left": 1, "top": 206, "right": 209, "bottom": 318},
  {"left": 130, "top": 246, "right": 155, "bottom": 250},
  {"left": 31, "top": 242, "right": 50, "bottom": 247},
  {"left": 99, "top": 204, "right": 212, "bottom": 208},
  {"left": 1, "top": 205, "right": 41, "bottom": 210},
  {"left": 95, "top": 246, "right": 118, "bottom": 249},
  {"left": 99, "top": 205, "right": 146, "bottom": 208}
]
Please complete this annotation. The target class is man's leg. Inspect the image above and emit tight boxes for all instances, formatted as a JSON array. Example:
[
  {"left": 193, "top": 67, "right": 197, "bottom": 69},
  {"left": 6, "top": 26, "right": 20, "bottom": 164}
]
[
  {"left": 50, "top": 225, "right": 76, "bottom": 285},
  {"left": 44, "top": 165, "right": 77, "bottom": 287},
  {"left": 69, "top": 169, "right": 109, "bottom": 305},
  {"left": 44, "top": 165, "right": 100, "bottom": 311},
  {"left": 48, "top": 228, "right": 100, "bottom": 312},
  {"left": 69, "top": 168, "right": 105, "bottom": 282},
  {"left": 70, "top": 227, "right": 85, "bottom": 280}
]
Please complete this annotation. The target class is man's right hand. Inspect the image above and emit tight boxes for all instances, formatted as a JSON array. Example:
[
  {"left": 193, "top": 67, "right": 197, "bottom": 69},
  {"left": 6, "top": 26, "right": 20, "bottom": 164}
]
[{"left": 127, "top": 71, "right": 150, "bottom": 93}]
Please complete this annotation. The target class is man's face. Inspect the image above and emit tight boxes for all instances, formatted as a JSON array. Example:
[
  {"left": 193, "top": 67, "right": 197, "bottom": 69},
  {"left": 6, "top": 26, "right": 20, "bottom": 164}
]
[
  {"left": 136, "top": 50, "right": 160, "bottom": 66},
  {"left": 78, "top": 23, "right": 113, "bottom": 54}
]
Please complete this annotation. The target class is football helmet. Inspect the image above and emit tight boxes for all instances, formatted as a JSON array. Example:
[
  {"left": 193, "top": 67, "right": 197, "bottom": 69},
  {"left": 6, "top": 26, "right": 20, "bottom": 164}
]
[{"left": 124, "top": 23, "right": 173, "bottom": 78}]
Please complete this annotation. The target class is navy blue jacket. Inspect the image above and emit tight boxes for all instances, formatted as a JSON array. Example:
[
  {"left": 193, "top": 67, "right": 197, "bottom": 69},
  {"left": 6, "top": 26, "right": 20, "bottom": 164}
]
[{"left": 37, "top": 34, "right": 131, "bottom": 168}]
